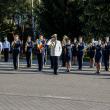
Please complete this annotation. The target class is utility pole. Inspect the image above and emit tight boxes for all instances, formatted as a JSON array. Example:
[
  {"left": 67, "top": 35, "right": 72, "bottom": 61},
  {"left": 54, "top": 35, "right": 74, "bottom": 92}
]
[
  {"left": 31, "top": 0, "right": 35, "bottom": 40},
  {"left": 31, "top": 0, "right": 41, "bottom": 40}
]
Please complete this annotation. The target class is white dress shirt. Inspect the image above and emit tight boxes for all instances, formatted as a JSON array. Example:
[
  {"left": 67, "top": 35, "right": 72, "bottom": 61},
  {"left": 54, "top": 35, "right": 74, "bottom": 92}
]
[
  {"left": 2, "top": 41, "right": 10, "bottom": 51},
  {"left": 47, "top": 40, "right": 62, "bottom": 57}
]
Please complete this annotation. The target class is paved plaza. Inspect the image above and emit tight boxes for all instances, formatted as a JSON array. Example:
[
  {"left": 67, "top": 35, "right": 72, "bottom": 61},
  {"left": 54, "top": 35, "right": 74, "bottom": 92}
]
[{"left": 0, "top": 61, "right": 110, "bottom": 110}]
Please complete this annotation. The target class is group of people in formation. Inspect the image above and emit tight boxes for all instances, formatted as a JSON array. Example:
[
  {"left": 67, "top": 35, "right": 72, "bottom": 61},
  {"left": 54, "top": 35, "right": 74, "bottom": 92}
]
[
  {"left": 0, "top": 33, "right": 110, "bottom": 75},
  {"left": 62, "top": 36, "right": 110, "bottom": 74}
]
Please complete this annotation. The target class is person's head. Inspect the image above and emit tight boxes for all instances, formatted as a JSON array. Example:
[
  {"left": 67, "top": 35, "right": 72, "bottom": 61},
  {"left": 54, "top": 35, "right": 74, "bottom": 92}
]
[
  {"left": 4, "top": 37, "right": 7, "bottom": 41},
  {"left": 39, "top": 35, "right": 43, "bottom": 40},
  {"left": 63, "top": 35, "right": 68, "bottom": 40},
  {"left": 14, "top": 34, "right": 19, "bottom": 41},
  {"left": 62, "top": 35, "right": 68, "bottom": 44},
  {"left": 79, "top": 36, "right": 83, "bottom": 43},
  {"left": 90, "top": 43, "right": 92, "bottom": 47},
  {"left": 91, "top": 38, "right": 94, "bottom": 43},
  {"left": 74, "top": 38, "right": 77, "bottom": 43},
  {"left": 27, "top": 36, "right": 31, "bottom": 42},
  {"left": 98, "top": 39, "right": 102, "bottom": 45},
  {"left": 67, "top": 39, "right": 71, "bottom": 45},
  {"left": 106, "top": 37, "right": 109, "bottom": 42},
  {"left": 51, "top": 34, "right": 57, "bottom": 42}
]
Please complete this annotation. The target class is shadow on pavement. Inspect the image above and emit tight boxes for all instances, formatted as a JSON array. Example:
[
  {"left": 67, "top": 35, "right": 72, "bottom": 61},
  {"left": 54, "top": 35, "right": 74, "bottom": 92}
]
[{"left": 0, "top": 68, "right": 110, "bottom": 77}]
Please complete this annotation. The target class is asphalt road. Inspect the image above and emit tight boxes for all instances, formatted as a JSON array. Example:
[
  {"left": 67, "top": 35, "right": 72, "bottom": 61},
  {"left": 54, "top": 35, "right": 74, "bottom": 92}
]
[{"left": 0, "top": 61, "right": 110, "bottom": 110}]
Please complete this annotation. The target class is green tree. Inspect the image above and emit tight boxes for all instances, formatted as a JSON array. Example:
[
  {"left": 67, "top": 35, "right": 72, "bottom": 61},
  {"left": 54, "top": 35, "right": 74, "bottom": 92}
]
[
  {"left": 81, "top": 0, "right": 110, "bottom": 40},
  {"left": 35, "top": 0, "right": 86, "bottom": 40},
  {"left": 0, "top": 0, "right": 31, "bottom": 37}
]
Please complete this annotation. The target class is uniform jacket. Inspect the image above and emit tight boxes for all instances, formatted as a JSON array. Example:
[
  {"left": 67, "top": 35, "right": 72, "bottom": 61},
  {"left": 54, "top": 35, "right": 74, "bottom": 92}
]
[{"left": 26, "top": 41, "right": 33, "bottom": 53}]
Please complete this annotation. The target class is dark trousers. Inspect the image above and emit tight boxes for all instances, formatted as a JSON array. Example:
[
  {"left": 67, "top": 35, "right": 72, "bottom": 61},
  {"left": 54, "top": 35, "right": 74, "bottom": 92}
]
[
  {"left": 50, "top": 56, "right": 53, "bottom": 68},
  {"left": 37, "top": 53, "right": 43, "bottom": 71},
  {"left": 26, "top": 52, "right": 32, "bottom": 67},
  {"left": 43, "top": 54, "right": 47, "bottom": 65},
  {"left": 62, "top": 54, "right": 66, "bottom": 67},
  {"left": 103, "top": 55, "right": 109, "bottom": 71},
  {"left": 52, "top": 56, "right": 59, "bottom": 74},
  {"left": 13, "top": 50, "right": 19, "bottom": 69},
  {"left": 77, "top": 54, "right": 83, "bottom": 70},
  {"left": 4, "top": 48, "right": 9, "bottom": 62}
]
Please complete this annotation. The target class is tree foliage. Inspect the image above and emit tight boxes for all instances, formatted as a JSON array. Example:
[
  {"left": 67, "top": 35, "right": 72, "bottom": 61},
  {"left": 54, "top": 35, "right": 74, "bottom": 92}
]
[
  {"left": 36, "top": 0, "right": 85, "bottom": 39},
  {"left": 82, "top": 0, "right": 110, "bottom": 39},
  {"left": 0, "top": 0, "right": 31, "bottom": 37},
  {"left": 36, "top": 0, "right": 110, "bottom": 40},
  {"left": 0, "top": 0, "right": 110, "bottom": 41}
]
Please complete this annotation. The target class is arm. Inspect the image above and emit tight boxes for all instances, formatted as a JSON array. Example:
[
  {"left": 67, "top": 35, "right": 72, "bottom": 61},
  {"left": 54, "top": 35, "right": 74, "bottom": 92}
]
[
  {"left": 47, "top": 39, "right": 52, "bottom": 46},
  {"left": 2, "top": 43, "right": 4, "bottom": 51},
  {"left": 0, "top": 43, "right": 3, "bottom": 52},
  {"left": 59, "top": 41, "right": 62, "bottom": 56},
  {"left": 8, "top": 42, "right": 10, "bottom": 51}
]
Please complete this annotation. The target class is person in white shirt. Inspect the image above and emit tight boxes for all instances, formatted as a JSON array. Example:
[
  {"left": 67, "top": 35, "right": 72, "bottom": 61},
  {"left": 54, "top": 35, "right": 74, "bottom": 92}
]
[
  {"left": 0, "top": 41, "right": 3, "bottom": 60},
  {"left": 2, "top": 37, "right": 10, "bottom": 62},
  {"left": 47, "top": 34, "right": 62, "bottom": 75}
]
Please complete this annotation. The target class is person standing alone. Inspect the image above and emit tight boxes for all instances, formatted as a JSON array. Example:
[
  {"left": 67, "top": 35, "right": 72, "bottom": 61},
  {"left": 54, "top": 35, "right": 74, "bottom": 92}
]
[
  {"left": 2, "top": 37, "right": 10, "bottom": 62},
  {"left": 77, "top": 36, "right": 84, "bottom": 70},
  {"left": 12, "top": 34, "right": 21, "bottom": 70},
  {"left": 25, "top": 36, "right": 33, "bottom": 68},
  {"left": 102, "top": 37, "right": 110, "bottom": 71},
  {"left": 36, "top": 35, "right": 46, "bottom": 71},
  {"left": 95, "top": 39, "right": 102, "bottom": 74},
  {"left": 47, "top": 34, "right": 62, "bottom": 75},
  {"left": 0, "top": 40, "right": 3, "bottom": 60},
  {"left": 65, "top": 39, "right": 72, "bottom": 72}
]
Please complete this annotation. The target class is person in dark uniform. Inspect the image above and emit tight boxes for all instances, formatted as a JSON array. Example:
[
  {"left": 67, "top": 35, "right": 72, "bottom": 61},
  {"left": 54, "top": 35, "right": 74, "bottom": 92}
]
[
  {"left": 12, "top": 34, "right": 21, "bottom": 70},
  {"left": 61, "top": 46, "right": 66, "bottom": 67},
  {"left": 65, "top": 39, "right": 72, "bottom": 72},
  {"left": 25, "top": 36, "right": 33, "bottom": 68},
  {"left": 0, "top": 41, "right": 2, "bottom": 60},
  {"left": 61, "top": 35, "right": 68, "bottom": 67},
  {"left": 2, "top": 37, "right": 10, "bottom": 62},
  {"left": 77, "top": 37, "right": 84, "bottom": 70},
  {"left": 88, "top": 38, "right": 96, "bottom": 68},
  {"left": 36, "top": 35, "right": 45, "bottom": 71},
  {"left": 43, "top": 37, "right": 47, "bottom": 66},
  {"left": 50, "top": 55, "right": 54, "bottom": 69},
  {"left": 102, "top": 37, "right": 110, "bottom": 71},
  {"left": 72, "top": 38, "right": 78, "bottom": 65},
  {"left": 95, "top": 40, "right": 102, "bottom": 74}
]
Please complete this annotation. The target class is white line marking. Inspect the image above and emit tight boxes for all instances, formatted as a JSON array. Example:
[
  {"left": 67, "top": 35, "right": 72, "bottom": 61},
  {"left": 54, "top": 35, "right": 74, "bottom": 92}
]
[{"left": 43, "top": 95, "right": 72, "bottom": 100}]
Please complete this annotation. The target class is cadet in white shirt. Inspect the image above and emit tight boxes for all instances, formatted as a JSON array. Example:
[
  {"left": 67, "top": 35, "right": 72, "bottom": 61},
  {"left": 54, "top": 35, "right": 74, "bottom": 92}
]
[
  {"left": 2, "top": 37, "right": 10, "bottom": 62},
  {"left": 47, "top": 34, "right": 62, "bottom": 75}
]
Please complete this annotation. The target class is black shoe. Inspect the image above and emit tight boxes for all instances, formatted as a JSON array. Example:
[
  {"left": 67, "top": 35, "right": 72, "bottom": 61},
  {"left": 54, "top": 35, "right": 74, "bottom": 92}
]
[
  {"left": 54, "top": 73, "right": 58, "bottom": 75},
  {"left": 66, "top": 69, "right": 70, "bottom": 73},
  {"left": 54, "top": 71, "right": 58, "bottom": 75},
  {"left": 105, "top": 68, "right": 108, "bottom": 71},
  {"left": 39, "top": 69, "right": 42, "bottom": 72},
  {"left": 27, "top": 65, "right": 31, "bottom": 68},
  {"left": 14, "top": 67, "right": 18, "bottom": 70},
  {"left": 96, "top": 71, "right": 100, "bottom": 75},
  {"left": 78, "top": 68, "right": 82, "bottom": 71},
  {"left": 90, "top": 66, "right": 94, "bottom": 68}
]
